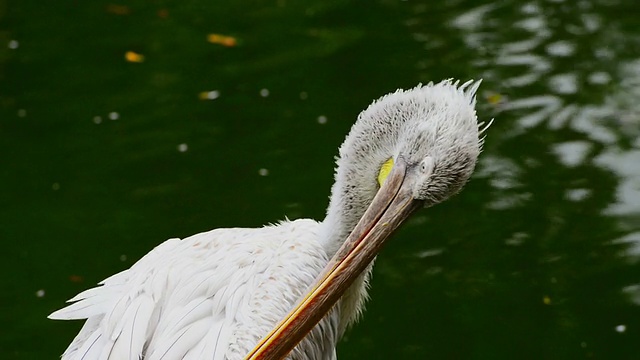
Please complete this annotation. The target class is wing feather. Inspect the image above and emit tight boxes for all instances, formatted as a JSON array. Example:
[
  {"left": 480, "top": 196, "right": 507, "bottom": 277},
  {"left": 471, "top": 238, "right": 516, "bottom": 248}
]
[
  {"left": 50, "top": 220, "right": 336, "bottom": 360},
  {"left": 147, "top": 318, "right": 210, "bottom": 360},
  {"left": 66, "top": 286, "right": 115, "bottom": 303},
  {"left": 73, "top": 331, "right": 109, "bottom": 360},
  {"left": 103, "top": 291, "right": 134, "bottom": 340},
  {"left": 194, "top": 317, "right": 232, "bottom": 360},
  {"left": 109, "top": 294, "right": 154, "bottom": 359},
  {"left": 48, "top": 296, "right": 114, "bottom": 320},
  {"left": 155, "top": 297, "right": 213, "bottom": 341}
]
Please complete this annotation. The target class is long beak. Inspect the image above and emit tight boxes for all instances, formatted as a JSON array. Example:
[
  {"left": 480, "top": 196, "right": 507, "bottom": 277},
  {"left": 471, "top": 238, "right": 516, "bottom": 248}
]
[{"left": 244, "top": 156, "right": 424, "bottom": 360}]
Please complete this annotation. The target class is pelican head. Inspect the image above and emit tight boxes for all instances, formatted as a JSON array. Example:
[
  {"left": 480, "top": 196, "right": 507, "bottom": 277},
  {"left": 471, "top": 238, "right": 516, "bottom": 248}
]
[
  {"left": 246, "top": 79, "right": 487, "bottom": 360},
  {"left": 322, "top": 79, "right": 485, "bottom": 257},
  {"left": 337, "top": 79, "right": 482, "bottom": 207}
]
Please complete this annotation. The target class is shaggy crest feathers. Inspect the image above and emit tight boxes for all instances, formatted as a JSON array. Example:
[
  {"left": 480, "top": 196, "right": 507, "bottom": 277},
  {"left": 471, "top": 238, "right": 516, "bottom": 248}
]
[{"left": 320, "top": 79, "right": 485, "bottom": 331}]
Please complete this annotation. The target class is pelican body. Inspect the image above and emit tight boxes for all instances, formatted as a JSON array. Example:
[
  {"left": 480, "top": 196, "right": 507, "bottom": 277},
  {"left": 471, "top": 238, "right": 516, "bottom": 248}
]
[{"left": 50, "top": 80, "right": 486, "bottom": 360}]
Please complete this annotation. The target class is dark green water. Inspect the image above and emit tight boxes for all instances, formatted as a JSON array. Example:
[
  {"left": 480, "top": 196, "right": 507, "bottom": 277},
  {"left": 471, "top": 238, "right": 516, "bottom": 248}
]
[{"left": 2, "top": 0, "right": 639, "bottom": 359}]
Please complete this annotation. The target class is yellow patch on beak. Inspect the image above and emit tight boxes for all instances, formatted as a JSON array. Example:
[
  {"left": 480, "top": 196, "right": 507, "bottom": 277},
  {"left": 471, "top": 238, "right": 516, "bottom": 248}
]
[{"left": 377, "top": 157, "right": 394, "bottom": 187}]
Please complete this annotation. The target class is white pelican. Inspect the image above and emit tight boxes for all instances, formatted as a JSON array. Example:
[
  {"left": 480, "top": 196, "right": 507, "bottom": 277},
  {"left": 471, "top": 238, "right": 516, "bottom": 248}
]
[{"left": 49, "top": 79, "right": 487, "bottom": 360}]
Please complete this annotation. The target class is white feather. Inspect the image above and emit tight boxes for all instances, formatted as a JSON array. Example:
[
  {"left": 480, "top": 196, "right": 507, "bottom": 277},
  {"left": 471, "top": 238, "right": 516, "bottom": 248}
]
[
  {"left": 73, "top": 331, "right": 108, "bottom": 360},
  {"left": 48, "top": 296, "right": 113, "bottom": 320},
  {"left": 147, "top": 318, "right": 211, "bottom": 360},
  {"left": 110, "top": 295, "right": 154, "bottom": 359}
]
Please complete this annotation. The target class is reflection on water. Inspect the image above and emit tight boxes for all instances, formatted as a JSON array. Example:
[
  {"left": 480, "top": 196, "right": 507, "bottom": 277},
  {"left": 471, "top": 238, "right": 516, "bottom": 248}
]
[
  {"left": 400, "top": 0, "right": 640, "bottom": 358},
  {"left": 451, "top": 0, "right": 640, "bottom": 242},
  {"left": 2, "top": 0, "right": 639, "bottom": 359}
]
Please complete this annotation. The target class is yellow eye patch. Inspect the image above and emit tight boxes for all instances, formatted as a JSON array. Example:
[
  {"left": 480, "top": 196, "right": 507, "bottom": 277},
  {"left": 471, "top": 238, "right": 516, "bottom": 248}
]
[{"left": 377, "top": 158, "right": 394, "bottom": 187}]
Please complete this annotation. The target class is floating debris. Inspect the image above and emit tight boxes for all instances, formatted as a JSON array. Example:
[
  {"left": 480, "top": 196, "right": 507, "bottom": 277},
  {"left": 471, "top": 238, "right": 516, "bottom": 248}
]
[
  {"left": 299, "top": 91, "right": 308, "bottom": 100},
  {"left": 157, "top": 9, "right": 169, "bottom": 18},
  {"left": 198, "top": 90, "right": 220, "bottom": 100},
  {"left": 8, "top": 40, "right": 19, "bottom": 49},
  {"left": 69, "top": 275, "right": 84, "bottom": 283},
  {"left": 119, "top": 254, "right": 127, "bottom": 262},
  {"left": 207, "top": 33, "right": 237, "bottom": 47},
  {"left": 93, "top": 116, "right": 102, "bottom": 124},
  {"left": 177, "top": 143, "right": 188, "bottom": 152},
  {"left": 259, "top": 88, "right": 270, "bottom": 97},
  {"left": 486, "top": 91, "right": 507, "bottom": 106},
  {"left": 542, "top": 295, "right": 552, "bottom": 305},
  {"left": 125, "top": 51, "right": 145, "bottom": 63},
  {"left": 35, "top": 289, "right": 45, "bottom": 298},
  {"left": 106, "top": 4, "right": 131, "bottom": 15},
  {"left": 317, "top": 115, "right": 328, "bottom": 125},
  {"left": 615, "top": 324, "right": 626, "bottom": 333},
  {"left": 258, "top": 168, "right": 269, "bottom": 176},
  {"left": 108, "top": 111, "right": 120, "bottom": 120}
]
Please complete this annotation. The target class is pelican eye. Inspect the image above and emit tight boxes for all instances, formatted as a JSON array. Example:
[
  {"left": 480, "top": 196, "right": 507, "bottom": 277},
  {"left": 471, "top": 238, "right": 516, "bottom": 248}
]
[
  {"left": 377, "top": 157, "right": 394, "bottom": 187},
  {"left": 420, "top": 156, "right": 435, "bottom": 176}
]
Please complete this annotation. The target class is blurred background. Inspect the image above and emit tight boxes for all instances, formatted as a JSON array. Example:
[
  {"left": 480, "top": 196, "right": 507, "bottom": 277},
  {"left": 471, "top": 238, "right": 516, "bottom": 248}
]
[{"left": 2, "top": 0, "right": 639, "bottom": 359}]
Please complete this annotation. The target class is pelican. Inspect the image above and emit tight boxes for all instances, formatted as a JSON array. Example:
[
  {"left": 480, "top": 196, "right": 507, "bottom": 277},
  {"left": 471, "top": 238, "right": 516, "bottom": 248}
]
[{"left": 49, "top": 79, "right": 487, "bottom": 360}]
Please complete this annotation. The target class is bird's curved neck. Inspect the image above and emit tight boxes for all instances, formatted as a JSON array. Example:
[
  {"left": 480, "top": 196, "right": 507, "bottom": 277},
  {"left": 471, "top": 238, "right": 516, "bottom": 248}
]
[
  {"left": 317, "top": 147, "right": 388, "bottom": 333},
  {"left": 319, "top": 171, "right": 379, "bottom": 258},
  {"left": 319, "top": 115, "right": 394, "bottom": 258},
  {"left": 319, "top": 206, "right": 361, "bottom": 259}
]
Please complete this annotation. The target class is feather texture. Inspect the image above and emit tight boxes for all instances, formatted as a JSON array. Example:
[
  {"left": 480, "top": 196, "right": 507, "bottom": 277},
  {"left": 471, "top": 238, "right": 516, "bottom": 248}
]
[{"left": 50, "top": 219, "right": 339, "bottom": 360}]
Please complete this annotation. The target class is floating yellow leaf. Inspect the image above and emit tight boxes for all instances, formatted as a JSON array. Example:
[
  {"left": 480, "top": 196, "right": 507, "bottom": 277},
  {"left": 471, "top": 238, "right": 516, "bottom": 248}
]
[
  {"left": 487, "top": 92, "right": 502, "bottom": 105},
  {"left": 207, "top": 33, "right": 237, "bottom": 47},
  {"left": 543, "top": 295, "right": 552, "bottom": 305},
  {"left": 157, "top": 9, "right": 169, "bottom": 19},
  {"left": 198, "top": 90, "right": 220, "bottom": 100},
  {"left": 486, "top": 91, "right": 508, "bottom": 106},
  {"left": 106, "top": 4, "right": 131, "bottom": 15},
  {"left": 125, "top": 51, "right": 145, "bottom": 63},
  {"left": 69, "top": 274, "right": 84, "bottom": 283}
]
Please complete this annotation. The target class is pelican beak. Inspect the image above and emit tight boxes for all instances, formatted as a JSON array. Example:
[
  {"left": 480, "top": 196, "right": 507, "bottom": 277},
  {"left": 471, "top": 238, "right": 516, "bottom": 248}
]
[{"left": 244, "top": 156, "right": 423, "bottom": 360}]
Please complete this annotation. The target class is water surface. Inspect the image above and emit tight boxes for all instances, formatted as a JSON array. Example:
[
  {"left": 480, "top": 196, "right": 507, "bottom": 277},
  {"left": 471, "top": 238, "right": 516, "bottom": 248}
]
[{"left": 2, "top": 0, "right": 639, "bottom": 359}]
